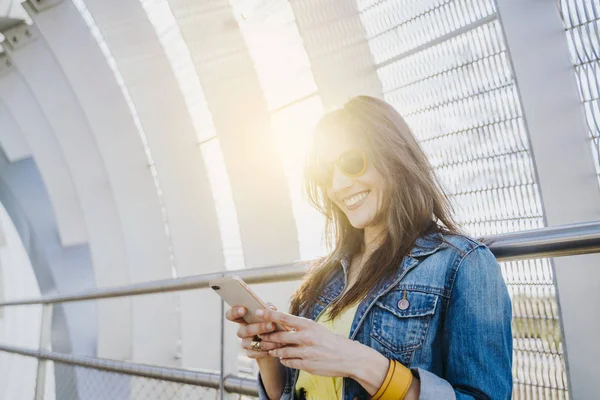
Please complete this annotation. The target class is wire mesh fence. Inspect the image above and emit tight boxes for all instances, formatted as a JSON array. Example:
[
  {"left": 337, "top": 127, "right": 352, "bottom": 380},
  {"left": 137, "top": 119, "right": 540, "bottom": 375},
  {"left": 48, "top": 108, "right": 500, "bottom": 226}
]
[
  {"left": 558, "top": 0, "right": 600, "bottom": 186},
  {"left": 46, "top": 361, "right": 218, "bottom": 400},
  {"left": 0, "top": 351, "right": 258, "bottom": 400},
  {"left": 2, "top": 224, "right": 597, "bottom": 400},
  {"left": 358, "top": 1, "right": 570, "bottom": 398},
  {"left": 508, "top": 276, "right": 569, "bottom": 400}
]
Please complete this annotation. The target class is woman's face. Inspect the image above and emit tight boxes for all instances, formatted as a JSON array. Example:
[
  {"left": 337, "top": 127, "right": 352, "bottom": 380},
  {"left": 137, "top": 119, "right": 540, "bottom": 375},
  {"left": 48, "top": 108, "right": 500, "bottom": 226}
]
[{"left": 318, "top": 136, "right": 387, "bottom": 230}]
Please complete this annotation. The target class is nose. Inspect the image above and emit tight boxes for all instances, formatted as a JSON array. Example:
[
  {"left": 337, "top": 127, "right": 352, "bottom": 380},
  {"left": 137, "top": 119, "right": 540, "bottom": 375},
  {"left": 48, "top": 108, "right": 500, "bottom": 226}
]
[{"left": 330, "top": 164, "right": 353, "bottom": 192}]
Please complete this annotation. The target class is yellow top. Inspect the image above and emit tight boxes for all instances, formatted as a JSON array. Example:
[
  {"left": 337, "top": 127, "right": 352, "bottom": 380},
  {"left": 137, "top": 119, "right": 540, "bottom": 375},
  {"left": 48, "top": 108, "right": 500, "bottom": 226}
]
[{"left": 295, "top": 302, "right": 360, "bottom": 400}]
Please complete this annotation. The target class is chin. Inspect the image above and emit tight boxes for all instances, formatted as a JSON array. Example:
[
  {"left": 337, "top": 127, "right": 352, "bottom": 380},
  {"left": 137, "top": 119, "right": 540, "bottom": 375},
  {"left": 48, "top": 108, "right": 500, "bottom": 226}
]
[
  {"left": 348, "top": 216, "right": 372, "bottom": 230},
  {"left": 349, "top": 221, "right": 367, "bottom": 229}
]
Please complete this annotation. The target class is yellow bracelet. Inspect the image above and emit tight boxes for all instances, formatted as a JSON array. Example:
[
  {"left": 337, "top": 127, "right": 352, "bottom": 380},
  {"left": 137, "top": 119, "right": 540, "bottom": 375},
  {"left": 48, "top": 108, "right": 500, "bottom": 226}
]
[
  {"left": 372, "top": 360, "right": 413, "bottom": 400},
  {"left": 371, "top": 359, "right": 394, "bottom": 400},
  {"left": 384, "top": 361, "right": 413, "bottom": 399}
]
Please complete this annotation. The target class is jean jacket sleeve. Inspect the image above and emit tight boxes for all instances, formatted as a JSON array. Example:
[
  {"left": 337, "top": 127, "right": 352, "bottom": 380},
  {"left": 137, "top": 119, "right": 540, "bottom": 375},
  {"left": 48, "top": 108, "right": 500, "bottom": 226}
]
[{"left": 415, "top": 245, "right": 513, "bottom": 400}]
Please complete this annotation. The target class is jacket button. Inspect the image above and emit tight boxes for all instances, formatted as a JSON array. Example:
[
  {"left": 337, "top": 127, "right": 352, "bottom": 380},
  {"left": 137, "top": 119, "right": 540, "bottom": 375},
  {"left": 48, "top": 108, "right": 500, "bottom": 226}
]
[{"left": 398, "top": 299, "right": 410, "bottom": 310}]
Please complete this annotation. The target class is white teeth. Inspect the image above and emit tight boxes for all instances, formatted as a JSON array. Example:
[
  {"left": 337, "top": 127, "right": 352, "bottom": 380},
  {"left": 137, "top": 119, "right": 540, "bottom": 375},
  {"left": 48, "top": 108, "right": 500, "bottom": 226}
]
[{"left": 344, "top": 191, "right": 369, "bottom": 207}]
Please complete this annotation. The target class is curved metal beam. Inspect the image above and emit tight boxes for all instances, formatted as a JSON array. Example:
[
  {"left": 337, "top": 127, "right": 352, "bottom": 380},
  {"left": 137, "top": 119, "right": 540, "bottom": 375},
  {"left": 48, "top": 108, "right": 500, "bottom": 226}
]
[
  {"left": 0, "top": 56, "right": 86, "bottom": 247},
  {"left": 0, "top": 101, "right": 31, "bottom": 162},
  {"left": 0, "top": 16, "right": 134, "bottom": 372},
  {"left": 0, "top": 154, "right": 96, "bottom": 399},
  {"left": 80, "top": 0, "right": 224, "bottom": 277},
  {"left": 22, "top": 0, "right": 181, "bottom": 366},
  {"left": 78, "top": 0, "right": 224, "bottom": 372},
  {"left": 0, "top": 203, "right": 40, "bottom": 400},
  {"left": 168, "top": 0, "right": 300, "bottom": 269},
  {"left": 0, "top": 22, "right": 131, "bottom": 290},
  {"left": 166, "top": 2, "right": 301, "bottom": 383}
]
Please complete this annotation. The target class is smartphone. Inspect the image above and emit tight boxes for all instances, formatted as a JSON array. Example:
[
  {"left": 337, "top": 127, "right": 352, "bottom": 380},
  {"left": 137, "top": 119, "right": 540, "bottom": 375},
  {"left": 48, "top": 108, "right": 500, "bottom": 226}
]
[{"left": 210, "top": 275, "right": 290, "bottom": 331}]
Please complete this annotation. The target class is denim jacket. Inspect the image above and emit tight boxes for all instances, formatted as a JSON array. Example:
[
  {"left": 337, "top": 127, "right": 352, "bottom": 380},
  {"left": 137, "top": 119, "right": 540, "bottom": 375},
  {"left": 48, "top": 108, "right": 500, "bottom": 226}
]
[{"left": 258, "top": 232, "right": 513, "bottom": 399}]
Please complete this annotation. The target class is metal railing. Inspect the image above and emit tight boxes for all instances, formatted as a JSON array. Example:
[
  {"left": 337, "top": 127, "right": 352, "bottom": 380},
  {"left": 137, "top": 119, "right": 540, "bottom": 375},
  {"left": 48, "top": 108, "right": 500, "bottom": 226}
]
[{"left": 0, "top": 220, "right": 599, "bottom": 399}]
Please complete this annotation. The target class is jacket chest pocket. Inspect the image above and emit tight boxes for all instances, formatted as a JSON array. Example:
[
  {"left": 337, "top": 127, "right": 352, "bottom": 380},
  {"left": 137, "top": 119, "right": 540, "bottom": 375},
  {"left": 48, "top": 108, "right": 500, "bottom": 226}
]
[{"left": 369, "top": 290, "right": 439, "bottom": 365}]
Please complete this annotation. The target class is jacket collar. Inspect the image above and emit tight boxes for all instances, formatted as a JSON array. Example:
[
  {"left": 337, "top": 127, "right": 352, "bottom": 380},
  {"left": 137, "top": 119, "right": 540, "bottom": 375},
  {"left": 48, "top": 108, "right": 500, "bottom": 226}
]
[
  {"left": 410, "top": 231, "right": 447, "bottom": 257},
  {"left": 320, "top": 231, "right": 447, "bottom": 305},
  {"left": 370, "top": 231, "right": 447, "bottom": 294}
]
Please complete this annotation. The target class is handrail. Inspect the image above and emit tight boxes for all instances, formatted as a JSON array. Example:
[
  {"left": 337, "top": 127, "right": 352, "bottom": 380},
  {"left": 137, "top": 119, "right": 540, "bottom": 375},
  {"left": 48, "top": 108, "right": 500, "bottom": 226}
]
[
  {"left": 0, "top": 343, "right": 258, "bottom": 396},
  {"left": 0, "top": 220, "right": 599, "bottom": 307},
  {"left": 485, "top": 219, "right": 600, "bottom": 260},
  {"left": 1, "top": 220, "right": 599, "bottom": 397}
]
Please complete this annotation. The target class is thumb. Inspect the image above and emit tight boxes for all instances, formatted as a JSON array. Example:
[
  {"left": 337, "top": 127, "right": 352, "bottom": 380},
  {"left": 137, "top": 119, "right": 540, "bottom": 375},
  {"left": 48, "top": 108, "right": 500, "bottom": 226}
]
[{"left": 265, "top": 302, "right": 277, "bottom": 311}]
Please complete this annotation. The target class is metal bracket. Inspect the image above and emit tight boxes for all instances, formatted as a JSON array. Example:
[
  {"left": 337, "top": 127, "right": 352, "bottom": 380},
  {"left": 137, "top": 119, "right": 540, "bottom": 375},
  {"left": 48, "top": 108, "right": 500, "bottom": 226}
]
[
  {"left": 25, "top": 0, "right": 65, "bottom": 13},
  {"left": 1, "top": 22, "right": 36, "bottom": 51},
  {"left": 0, "top": 53, "right": 13, "bottom": 76}
]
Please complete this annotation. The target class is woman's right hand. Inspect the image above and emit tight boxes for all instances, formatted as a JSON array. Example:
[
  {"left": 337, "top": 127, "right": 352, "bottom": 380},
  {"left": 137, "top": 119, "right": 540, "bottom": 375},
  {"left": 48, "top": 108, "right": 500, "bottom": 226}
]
[{"left": 225, "top": 304, "right": 286, "bottom": 360}]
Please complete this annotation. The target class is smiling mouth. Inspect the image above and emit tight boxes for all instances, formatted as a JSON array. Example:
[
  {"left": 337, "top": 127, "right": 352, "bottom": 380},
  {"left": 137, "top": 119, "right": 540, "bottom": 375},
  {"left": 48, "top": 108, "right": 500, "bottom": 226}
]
[{"left": 343, "top": 190, "right": 370, "bottom": 210}]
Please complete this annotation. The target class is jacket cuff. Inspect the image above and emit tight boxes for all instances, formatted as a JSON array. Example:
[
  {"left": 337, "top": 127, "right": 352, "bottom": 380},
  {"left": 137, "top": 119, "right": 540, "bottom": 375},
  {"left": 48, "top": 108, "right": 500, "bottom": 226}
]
[{"left": 411, "top": 368, "right": 456, "bottom": 400}]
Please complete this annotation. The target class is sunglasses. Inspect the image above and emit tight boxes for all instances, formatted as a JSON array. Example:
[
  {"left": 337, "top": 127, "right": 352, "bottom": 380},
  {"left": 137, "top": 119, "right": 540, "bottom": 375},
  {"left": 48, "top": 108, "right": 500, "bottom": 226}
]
[{"left": 311, "top": 148, "right": 368, "bottom": 187}]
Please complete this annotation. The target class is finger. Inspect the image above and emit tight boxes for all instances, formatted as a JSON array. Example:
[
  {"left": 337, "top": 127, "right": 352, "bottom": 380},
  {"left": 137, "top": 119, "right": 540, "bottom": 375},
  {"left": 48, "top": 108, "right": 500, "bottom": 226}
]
[
  {"left": 226, "top": 306, "right": 248, "bottom": 324},
  {"left": 228, "top": 317, "right": 247, "bottom": 326},
  {"left": 237, "top": 321, "right": 276, "bottom": 339},
  {"left": 265, "top": 302, "right": 277, "bottom": 311},
  {"left": 241, "top": 338, "right": 283, "bottom": 352},
  {"left": 259, "top": 331, "right": 303, "bottom": 345},
  {"left": 241, "top": 337, "right": 261, "bottom": 351},
  {"left": 241, "top": 337, "right": 253, "bottom": 351},
  {"left": 255, "top": 309, "right": 310, "bottom": 330},
  {"left": 268, "top": 346, "right": 304, "bottom": 359},
  {"left": 257, "top": 341, "right": 286, "bottom": 352}
]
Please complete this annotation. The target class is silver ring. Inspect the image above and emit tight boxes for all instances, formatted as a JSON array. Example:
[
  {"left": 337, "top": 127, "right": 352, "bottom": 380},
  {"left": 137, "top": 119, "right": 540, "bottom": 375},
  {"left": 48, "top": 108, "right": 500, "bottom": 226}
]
[{"left": 251, "top": 340, "right": 262, "bottom": 351}]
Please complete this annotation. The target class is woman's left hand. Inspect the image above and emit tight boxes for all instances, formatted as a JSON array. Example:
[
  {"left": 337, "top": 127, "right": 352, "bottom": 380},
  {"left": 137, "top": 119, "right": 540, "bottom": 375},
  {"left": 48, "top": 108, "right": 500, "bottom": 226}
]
[{"left": 255, "top": 308, "right": 376, "bottom": 378}]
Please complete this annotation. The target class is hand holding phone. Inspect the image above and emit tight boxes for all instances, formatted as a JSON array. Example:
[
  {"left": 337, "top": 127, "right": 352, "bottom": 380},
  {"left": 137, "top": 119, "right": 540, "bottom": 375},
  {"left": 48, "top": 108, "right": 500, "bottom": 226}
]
[
  {"left": 210, "top": 275, "right": 290, "bottom": 331},
  {"left": 212, "top": 276, "right": 293, "bottom": 362}
]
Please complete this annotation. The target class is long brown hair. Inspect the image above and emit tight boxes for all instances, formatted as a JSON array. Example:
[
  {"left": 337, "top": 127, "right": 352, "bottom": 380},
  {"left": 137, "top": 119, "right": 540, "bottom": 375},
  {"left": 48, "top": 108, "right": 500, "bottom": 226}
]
[{"left": 290, "top": 96, "right": 459, "bottom": 320}]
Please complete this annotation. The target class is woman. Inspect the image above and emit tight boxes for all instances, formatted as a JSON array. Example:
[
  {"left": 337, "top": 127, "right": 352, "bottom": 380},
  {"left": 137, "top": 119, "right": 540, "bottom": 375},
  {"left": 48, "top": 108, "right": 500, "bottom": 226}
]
[{"left": 226, "top": 96, "right": 512, "bottom": 399}]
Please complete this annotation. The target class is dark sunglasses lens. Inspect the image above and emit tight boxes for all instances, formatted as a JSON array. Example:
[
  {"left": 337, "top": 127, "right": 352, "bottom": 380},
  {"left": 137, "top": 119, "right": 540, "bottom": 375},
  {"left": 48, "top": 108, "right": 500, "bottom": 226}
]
[{"left": 339, "top": 150, "right": 365, "bottom": 175}]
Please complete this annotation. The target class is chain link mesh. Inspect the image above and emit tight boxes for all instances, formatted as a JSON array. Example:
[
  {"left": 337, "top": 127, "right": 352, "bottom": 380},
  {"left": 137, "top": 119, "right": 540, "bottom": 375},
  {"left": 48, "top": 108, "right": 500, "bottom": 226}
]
[
  {"left": 558, "top": 0, "right": 600, "bottom": 184},
  {"left": 0, "top": 352, "right": 263, "bottom": 400},
  {"left": 44, "top": 360, "right": 219, "bottom": 400}
]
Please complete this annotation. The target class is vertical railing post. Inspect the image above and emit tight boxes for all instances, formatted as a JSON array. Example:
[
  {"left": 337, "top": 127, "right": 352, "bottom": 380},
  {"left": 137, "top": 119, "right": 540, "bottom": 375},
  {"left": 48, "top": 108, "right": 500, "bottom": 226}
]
[
  {"left": 34, "top": 303, "right": 53, "bottom": 400},
  {"left": 220, "top": 299, "right": 225, "bottom": 400}
]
